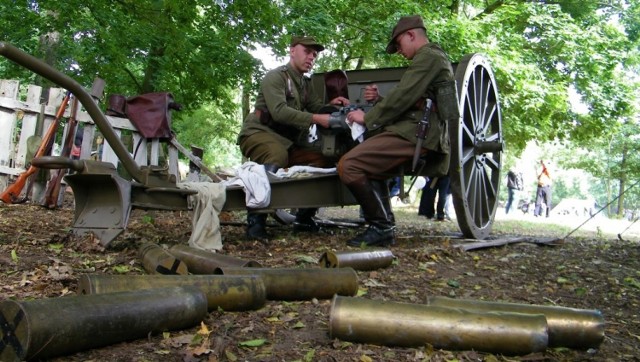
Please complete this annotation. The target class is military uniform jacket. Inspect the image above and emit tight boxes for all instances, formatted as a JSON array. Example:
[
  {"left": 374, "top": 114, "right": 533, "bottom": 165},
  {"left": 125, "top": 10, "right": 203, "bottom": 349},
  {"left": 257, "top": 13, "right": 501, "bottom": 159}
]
[
  {"left": 365, "top": 43, "right": 454, "bottom": 154},
  {"left": 238, "top": 65, "right": 325, "bottom": 149}
]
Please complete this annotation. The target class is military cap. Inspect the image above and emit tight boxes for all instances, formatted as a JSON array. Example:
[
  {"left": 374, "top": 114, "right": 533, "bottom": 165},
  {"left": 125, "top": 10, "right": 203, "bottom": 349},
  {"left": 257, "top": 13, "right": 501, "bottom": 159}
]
[
  {"left": 386, "top": 15, "right": 426, "bottom": 54},
  {"left": 290, "top": 36, "right": 325, "bottom": 52}
]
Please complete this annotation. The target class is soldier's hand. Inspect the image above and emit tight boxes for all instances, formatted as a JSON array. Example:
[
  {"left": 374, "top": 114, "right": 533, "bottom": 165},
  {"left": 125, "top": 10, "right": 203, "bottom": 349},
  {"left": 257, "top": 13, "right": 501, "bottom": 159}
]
[
  {"left": 330, "top": 96, "right": 350, "bottom": 107},
  {"left": 312, "top": 113, "right": 331, "bottom": 128},
  {"left": 346, "top": 109, "right": 365, "bottom": 125},
  {"left": 363, "top": 85, "right": 380, "bottom": 103}
]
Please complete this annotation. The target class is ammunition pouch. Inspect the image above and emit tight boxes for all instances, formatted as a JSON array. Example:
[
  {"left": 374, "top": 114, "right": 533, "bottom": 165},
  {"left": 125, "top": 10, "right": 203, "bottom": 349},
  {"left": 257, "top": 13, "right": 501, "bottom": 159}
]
[
  {"left": 255, "top": 108, "right": 300, "bottom": 142},
  {"left": 434, "top": 80, "right": 460, "bottom": 121},
  {"left": 255, "top": 108, "right": 271, "bottom": 126}
]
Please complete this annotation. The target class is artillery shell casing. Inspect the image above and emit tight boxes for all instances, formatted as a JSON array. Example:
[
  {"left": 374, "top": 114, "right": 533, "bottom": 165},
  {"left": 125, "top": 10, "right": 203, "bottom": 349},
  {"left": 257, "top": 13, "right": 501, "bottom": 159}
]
[
  {"left": 330, "top": 296, "right": 549, "bottom": 355},
  {"left": 78, "top": 273, "right": 266, "bottom": 311},
  {"left": 215, "top": 267, "right": 358, "bottom": 300},
  {"left": 427, "top": 296, "right": 604, "bottom": 349},
  {"left": 169, "top": 244, "right": 261, "bottom": 274},
  {"left": 139, "top": 242, "right": 189, "bottom": 275},
  {"left": 319, "top": 249, "right": 394, "bottom": 270},
  {"left": 0, "top": 286, "right": 207, "bottom": 361}
]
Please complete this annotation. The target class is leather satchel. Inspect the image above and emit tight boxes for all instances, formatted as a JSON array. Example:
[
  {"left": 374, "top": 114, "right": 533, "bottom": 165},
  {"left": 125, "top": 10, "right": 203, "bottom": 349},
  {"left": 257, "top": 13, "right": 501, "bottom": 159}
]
[{"left": 125, "top": 92, "right": 179, "bottom": 140}]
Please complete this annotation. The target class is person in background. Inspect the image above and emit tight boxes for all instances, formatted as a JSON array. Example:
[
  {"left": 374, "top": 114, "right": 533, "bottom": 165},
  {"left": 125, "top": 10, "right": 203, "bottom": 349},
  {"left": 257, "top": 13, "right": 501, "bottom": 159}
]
[
  {"left": 418, "top": 175, "right": 450, "bottom": 221},
  {"left": 237, "top": 35, "right": 350, "bottom": 241},
  {"left": 505, "top": 168, "right": 523, "bottom": 214},
  {"left": 443, "top": 185, "right": 453, "bottom": 220},
  {"left": 534, "top": 160, "right": 552, "bottom": 217},
  {"left": 338, "top": 15, "right": 453, "bottom": 247}
]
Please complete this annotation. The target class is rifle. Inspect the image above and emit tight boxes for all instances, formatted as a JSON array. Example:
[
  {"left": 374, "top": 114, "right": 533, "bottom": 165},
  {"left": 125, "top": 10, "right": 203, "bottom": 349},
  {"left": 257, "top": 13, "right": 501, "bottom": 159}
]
[
  {"left": 0, "top": 91, "right": 71, "bottom": 204},
  {"left": 412, "top": 98, "right": 433, "bottom": 172},
  {"left": 43, "top": 95, "right": 79, "bottom": 208}
]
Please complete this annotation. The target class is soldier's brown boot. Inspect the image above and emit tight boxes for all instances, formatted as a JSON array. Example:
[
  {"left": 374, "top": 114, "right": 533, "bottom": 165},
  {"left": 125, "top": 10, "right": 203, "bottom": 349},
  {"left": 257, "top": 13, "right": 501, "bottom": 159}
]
[{"left": 345, "top": 177, "right": 395, "bottom": 247}]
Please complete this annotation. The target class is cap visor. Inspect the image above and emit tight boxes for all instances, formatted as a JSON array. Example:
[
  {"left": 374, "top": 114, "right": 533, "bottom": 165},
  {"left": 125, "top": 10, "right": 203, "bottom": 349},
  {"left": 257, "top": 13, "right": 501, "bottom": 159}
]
[{"left": 386, "top": 43, "right": 397, "bottom": 54}]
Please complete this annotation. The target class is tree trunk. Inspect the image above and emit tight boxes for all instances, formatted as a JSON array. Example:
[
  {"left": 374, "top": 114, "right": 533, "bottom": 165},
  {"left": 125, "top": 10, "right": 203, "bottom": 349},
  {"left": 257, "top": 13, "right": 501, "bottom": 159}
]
[
  {"left": 36, "top": 28, "right": 61, "bottom": 91},
  {"left": 140, "top": 45, "right": 166, "bottom": 94},
  {"left": 450, "top": 0, "right": 460, "bottom": 15},
  {"left": 617, "top": 145, "right": 628, "bottom": 217},
  {"left": 242, "top": 76, "right": 251, "bottom": 120}
]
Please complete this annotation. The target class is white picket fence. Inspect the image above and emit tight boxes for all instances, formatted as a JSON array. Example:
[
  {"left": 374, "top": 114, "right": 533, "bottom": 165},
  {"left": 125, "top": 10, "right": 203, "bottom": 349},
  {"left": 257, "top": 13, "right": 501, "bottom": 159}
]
[{"left": 0, "top": 79, "right": 179, "bottom": 200}]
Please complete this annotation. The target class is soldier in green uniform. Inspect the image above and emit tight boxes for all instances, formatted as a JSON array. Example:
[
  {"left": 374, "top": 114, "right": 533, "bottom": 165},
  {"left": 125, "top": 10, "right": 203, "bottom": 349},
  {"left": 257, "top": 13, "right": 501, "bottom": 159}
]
[
  {"left": 338, "top": 15, "right": 453, "bottom": 247},
  {"left": 238, "top": 35, "right": 350, "bottom": 241}
]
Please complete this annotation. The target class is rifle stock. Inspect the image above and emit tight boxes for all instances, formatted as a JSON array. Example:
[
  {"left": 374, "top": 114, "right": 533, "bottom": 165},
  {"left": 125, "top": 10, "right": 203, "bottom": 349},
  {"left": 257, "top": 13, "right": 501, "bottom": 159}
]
[
  {"left": 43, "top": 96, "right": 79, "bottom": 208},
  {"left": 0, "top": 91, "right": 71, "bottom": 204}
]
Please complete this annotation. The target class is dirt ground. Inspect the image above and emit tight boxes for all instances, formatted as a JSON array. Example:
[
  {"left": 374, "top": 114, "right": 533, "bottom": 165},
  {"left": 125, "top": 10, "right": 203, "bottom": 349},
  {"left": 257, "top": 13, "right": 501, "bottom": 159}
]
[{"left": 1, "top": 196, "right": 639, "bottom": 362}]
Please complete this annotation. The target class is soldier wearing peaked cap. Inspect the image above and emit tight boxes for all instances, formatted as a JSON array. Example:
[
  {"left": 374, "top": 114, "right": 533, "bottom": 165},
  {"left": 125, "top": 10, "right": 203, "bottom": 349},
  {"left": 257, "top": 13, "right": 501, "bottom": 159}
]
[
  {"left": 338, "top": 15, "right": 454, "bottom": 247},
  {"left": 237, "top": 35, "right": 350, "bottom": 242}
]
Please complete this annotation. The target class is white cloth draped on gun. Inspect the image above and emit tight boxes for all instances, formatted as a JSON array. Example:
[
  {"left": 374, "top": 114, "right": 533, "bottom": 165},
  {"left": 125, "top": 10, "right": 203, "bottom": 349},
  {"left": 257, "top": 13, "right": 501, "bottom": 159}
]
[
  {"left": 224, "top": 162, "right": 339, "bottom": 206},
  {"left": 223, "top": 161, "right": 271, "bottom": 208},
  {"left": 177, "top": 182, "right": 226, "bottom": 252}
]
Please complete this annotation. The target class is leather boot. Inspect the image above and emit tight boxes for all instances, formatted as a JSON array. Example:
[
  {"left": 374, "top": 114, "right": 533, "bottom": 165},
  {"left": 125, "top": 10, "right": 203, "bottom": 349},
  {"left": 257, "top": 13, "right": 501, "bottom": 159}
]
[
  {"left": 293, "top": 208, "right": 320, "bottom": 233},
  {"left": 345, "top": 177, "right": 395, "bottom": 247},
  {"left": 372, "top": 179, "right": 395, "bottom": 226},
  {"left": 246, "top": 213, "right": 269, "bottom": 241}
]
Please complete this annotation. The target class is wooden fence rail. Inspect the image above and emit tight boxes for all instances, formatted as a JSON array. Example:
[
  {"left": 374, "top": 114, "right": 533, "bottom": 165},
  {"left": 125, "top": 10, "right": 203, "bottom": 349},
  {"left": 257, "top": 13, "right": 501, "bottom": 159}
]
[{"left": 0, "top": 79, "right": 179, "bottom": 203}]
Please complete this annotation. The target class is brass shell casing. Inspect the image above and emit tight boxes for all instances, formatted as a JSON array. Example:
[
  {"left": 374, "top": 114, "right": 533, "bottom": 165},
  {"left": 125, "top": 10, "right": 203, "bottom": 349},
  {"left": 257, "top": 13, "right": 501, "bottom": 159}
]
[
  {"left": 330, "top": 296, "right": 549, "bottom": 355},
  {"left": 78, "top": 273, "right": 266, "bottom": 311},
  {"left": 319, "top": 249, "right": 394, "bottom": 270},
  {"left": 169, "top": 244, "right": 261, "bottom": 274},
  {"left": 0, "top": 286, "right": 207, "bottom": 361},
  {"left": 138, "top": 242, "right": 189, "bottom": 275},
  {"left": 215, "top": 267, "right": 358, "bottom": 300},
  {"left": 427, "top": 296, "right": 605, "bottom": 349}
]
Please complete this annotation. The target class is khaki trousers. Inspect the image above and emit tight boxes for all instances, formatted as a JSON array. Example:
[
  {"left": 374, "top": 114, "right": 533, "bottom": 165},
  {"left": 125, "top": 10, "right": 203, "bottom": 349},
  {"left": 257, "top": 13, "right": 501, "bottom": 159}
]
[
  {"left": 239, "top": 132, "right": 331, "bottom": 168},
  {"left": 337, "top": 131, "right": 421, "bottom": 185}
]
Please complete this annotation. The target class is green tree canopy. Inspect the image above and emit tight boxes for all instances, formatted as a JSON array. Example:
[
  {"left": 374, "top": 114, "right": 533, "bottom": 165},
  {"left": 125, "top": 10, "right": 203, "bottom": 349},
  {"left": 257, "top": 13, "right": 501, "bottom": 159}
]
[{"left": 1, "top": 0, "right": 638, "bottom": 188}]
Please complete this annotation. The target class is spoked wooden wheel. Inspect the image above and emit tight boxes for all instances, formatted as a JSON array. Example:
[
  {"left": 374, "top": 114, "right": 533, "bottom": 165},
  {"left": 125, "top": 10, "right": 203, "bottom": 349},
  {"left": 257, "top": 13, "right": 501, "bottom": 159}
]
[{"left": 450, "top": 54, "right": 504, "bottom": 240}]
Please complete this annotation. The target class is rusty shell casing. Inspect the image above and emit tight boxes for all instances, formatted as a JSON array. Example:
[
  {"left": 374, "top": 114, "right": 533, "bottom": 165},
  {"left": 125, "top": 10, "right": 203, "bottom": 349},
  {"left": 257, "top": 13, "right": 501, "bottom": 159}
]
[
  {"left": 215, "top": 267, "right": 358, "bottom": 301},
  {"left": 0, "top": 286, "right": 207, "bottom": 361},
  {"left": 330, "top": 296, "right": 548, "bottom": 355},
  {"left": 427, "top": 296, "right": 605, "bottom": 349},
  {"left": 78, "top": 273, "right": 266, "bottom": 311},
  {"left": 139, "top": 242, "right": 189, "bottom": 275},
  {"left": 319, "top": 249, "right": 394, "bottom": 270},
  {"left": 169, "top": 244, "right": 261, "bottom": 274}
]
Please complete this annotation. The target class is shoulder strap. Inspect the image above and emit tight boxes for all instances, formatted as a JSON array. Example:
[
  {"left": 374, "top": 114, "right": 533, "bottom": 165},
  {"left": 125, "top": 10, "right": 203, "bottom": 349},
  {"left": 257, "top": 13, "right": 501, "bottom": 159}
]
[{"left": 279, "top": 66, "right": 294, "bottom": 99}]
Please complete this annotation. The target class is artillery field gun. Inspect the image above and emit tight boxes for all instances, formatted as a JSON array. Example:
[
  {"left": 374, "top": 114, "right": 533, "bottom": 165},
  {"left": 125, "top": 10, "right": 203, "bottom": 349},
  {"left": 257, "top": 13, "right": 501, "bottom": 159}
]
[{"left": 0, "top": 41, "right": 503, "bottom": 244}]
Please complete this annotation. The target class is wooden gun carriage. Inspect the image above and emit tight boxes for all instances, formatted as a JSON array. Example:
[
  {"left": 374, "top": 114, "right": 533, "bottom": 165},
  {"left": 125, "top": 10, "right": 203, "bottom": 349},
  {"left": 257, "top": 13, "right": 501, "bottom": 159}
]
[{"left": 0, "top": 42, "right": 503, "bottom": 245}]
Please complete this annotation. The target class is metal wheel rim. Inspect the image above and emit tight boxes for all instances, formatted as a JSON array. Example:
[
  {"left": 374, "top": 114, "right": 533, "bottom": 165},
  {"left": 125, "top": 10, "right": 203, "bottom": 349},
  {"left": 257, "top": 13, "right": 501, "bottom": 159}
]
[{"left": 450, "top": 53, "right": 503, "bottom": 239}]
